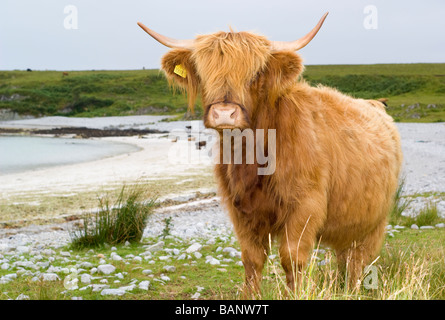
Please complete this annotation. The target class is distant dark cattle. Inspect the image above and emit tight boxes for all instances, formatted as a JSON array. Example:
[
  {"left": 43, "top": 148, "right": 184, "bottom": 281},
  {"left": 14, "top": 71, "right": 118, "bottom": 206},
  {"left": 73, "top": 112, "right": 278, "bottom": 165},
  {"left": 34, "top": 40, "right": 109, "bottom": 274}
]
[
  {"left": 195, "top": 141, "right": 207, "bottom": 150},
  {"left": 26, "top": 68, "right": 32, "bottom": 72},
  {"left": 62, "top": 72, "right": 69, "bottom": 77}
]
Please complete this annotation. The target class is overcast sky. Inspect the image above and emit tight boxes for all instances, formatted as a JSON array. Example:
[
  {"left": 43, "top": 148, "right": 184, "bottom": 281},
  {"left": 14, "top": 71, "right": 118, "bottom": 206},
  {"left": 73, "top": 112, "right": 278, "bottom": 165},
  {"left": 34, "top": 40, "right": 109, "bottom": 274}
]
[{"left": 1, "top": 0, "right": 444, "bottom": 70}]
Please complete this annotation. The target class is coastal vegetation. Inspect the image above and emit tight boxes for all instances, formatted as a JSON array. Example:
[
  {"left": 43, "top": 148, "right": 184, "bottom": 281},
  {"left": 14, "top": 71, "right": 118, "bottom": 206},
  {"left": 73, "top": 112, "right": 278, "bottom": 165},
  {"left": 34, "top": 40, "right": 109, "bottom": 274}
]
[{"left": 1, "top": 63, "right": 444, "bottom": 122}]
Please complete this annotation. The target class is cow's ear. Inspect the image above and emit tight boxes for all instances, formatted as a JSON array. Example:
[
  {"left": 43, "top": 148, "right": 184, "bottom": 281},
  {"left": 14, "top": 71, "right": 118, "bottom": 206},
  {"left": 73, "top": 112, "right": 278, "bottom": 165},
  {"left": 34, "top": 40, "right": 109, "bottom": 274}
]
[
  {"left": 161, "top": 49, "right": 199, "bottom": 113},
  {"left": 265, "top": 51, "right": 304, "bottom": 102}
]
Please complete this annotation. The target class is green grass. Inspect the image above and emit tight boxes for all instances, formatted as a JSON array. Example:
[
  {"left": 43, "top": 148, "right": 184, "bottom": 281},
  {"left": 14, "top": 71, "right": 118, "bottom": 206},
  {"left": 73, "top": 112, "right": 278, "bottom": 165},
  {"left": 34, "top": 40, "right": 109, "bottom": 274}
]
[
  {"left": 70, "top": 185, "right": 156, "bottom": 249},
  {"left": 0, "top": 69, "right": 191, "bottom": 118},
  {"left": 1, "top": 63, "right": 444, "bottom": 122}
]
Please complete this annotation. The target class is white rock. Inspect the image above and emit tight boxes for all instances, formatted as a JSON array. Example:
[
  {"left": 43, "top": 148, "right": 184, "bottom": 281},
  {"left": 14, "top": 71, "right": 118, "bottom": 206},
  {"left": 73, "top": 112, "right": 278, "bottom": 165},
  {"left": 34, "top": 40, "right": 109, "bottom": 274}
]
[
  {"left": 159, "top": 256, "right": 170, "bottom": 261},
  {"left": 145, "top": 241, "right": 164, "bottom": 252},
  {"left": 0, "top": 278, "right": 11, "bottom": 284},
  {"left": 172, "top": 248, "right": 180, "bottom": 255},
  {"left": 160, "top": 275, "right": 171, "bottom": 282},
  {"left": 420, "top": 226, "right": 434, "bottom": 229},
  {"left": 16, "top": 246, "right": 30, "bottom": 254},
  {"left": 42, "top": 249, "right": 56, "bottom": 256},
  {"left": 163, "top": 265, "right": 176, "bottom": 272},
  {"left": 91, "top": 284, "right": 109, "bottom": 292},
  {"left": 111, "top": 254, "right": 123, "bottom": 261},
  {"left": 194, "top": 252, "right": 202, "bottom": 259},
  {"left": 101, "top": 288, "right": 126, "bottom": 296},
  {"left": 79, "top": 262, "right": 93, "bottom": 269},
  {"left": 133, "top": 256, "right": 142, "bottom": 262},
  {"left": 435, "top": 223, "right": 445, "bottom": 228},
  {"left": 60, "top": 251, "right": 71, "bottom": 257},
  {"left": 191, "top": 292, "right": 201, "bottom": 300},
  {"left": 3, "top": 273, "right": 17, "bottom": 281},
  {"left": 186, "top": 243, "right": 202, "bottom": 254},
  {"left": 411, "top": 224, "right": 419, "bottom": 230},
  {"left": 16, "top": 294, "right": 30, "bottom": 300},
  {"left": 177, "top": 253, "right": 186, "bottom": 260},
  {"left": 41, "top": 273, "right": 60, "bottom": 281},
  {"left": 111, "top": 247, "right": 117, "bottom": 251},
  {"left": 207, "top": 258, "right": 220, "bottom": 265},
  {"left": 80, "top": 274, "right": 92, "bottom": 284},
  {"left": 142, "top": 269, "right": 152, "bottom": 275},
  {"left": 97, "top": 264, "right": 116, "bottom": 275},
  {"left": 119, "top": 284, "right": 136, "bottom": 292},
  {"left": 394, "top": 225, "right": 406, "bottom": 229},
  {"left": 222, "top": 247, "right": 237, "bottom": 256},
  {"left": 139, "top": 280, "right": 150, "bottom": 290},
  {"left": 0, "top": 243, "right": 10, "bottom": 252},
  {"left": 1, "top": 263, "right": 10, "bottom": 270}
]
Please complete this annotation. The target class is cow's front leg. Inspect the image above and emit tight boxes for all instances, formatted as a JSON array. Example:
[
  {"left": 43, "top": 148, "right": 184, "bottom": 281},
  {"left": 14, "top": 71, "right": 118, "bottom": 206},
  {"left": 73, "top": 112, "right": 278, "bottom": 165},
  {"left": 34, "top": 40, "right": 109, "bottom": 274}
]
[
  {"left": 237, "top": 231, "right": 269, "bottom": 298},
  {"left": 279, "top": 197, "right": 326, "bottom": 292}
]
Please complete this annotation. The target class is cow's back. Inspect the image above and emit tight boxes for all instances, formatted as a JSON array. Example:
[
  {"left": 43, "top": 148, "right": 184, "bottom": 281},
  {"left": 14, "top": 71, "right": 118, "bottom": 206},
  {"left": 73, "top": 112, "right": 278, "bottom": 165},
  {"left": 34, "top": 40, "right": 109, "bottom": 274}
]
[{"left": 308, "top": 85, "right": 403, "bottom": 248}]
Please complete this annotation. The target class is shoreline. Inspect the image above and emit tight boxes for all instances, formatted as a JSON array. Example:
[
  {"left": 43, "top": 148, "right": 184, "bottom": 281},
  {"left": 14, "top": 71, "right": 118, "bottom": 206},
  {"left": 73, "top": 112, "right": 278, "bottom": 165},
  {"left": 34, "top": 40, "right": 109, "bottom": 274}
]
[
  {"left": 0, "top": 126, "right": 168, "bottom": 138},
  {"left": 0, "top": 116, "right": 444, "bottom": 229}
]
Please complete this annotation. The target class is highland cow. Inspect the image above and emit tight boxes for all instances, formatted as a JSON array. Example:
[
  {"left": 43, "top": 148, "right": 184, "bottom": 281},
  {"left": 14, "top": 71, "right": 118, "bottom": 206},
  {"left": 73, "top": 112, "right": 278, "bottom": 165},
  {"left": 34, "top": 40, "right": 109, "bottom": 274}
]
[{"left": 138, "top": 12, "right": 403, "bottom": 293}]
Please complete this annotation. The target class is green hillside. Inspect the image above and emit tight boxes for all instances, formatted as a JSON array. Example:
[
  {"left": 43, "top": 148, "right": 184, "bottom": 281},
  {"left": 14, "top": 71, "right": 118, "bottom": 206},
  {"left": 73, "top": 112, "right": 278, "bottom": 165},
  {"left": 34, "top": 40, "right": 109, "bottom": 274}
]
[{"left": 1, "top": 63, "right": 444, "bottom": 122}]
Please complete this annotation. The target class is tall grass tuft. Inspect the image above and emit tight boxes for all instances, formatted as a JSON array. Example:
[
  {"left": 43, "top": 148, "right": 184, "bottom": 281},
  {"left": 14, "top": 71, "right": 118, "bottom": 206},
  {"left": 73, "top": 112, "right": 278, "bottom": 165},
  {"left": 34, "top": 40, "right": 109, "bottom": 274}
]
[
  {"left": 70, "top": 185, "right": 156, "bottom": 249},
  {"left": 415, "top": 201, "right": 442, "bottom": 226},
  {"left": 388, "top": 178, "right": 414, "bottom": 226}
]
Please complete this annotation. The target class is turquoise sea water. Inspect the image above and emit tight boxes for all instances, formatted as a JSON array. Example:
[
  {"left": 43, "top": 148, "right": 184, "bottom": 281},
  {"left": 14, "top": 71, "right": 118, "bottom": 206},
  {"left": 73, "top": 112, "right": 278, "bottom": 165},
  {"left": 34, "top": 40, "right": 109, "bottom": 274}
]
[{"left": 0, "top": 136, "right": 140, "bottom": 175}]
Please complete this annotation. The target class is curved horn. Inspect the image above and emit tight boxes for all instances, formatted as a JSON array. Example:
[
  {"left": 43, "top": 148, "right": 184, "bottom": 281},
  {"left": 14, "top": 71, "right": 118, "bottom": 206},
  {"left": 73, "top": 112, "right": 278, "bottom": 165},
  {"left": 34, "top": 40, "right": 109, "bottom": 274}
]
[
  {"left": 270, "top": 12, "right": 328, "bottom": 52},
  {"left": 137, "top": 22, "right": 195, "bottom": 49}
]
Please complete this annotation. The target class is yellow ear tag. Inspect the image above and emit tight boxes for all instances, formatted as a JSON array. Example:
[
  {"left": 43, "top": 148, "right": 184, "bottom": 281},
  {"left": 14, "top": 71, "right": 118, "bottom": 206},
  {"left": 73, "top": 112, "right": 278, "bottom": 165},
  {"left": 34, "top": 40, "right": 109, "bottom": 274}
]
[{"left": 174, "top": 64, "right": 187, "bottom": 78}]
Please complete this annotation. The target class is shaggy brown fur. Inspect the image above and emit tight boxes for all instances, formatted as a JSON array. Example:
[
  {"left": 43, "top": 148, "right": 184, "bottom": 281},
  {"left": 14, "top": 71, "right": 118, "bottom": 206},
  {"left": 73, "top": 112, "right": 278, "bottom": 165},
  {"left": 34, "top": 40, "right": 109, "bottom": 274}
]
[{"left": 160, "top": 31, "right": 403, "bottom": 294}]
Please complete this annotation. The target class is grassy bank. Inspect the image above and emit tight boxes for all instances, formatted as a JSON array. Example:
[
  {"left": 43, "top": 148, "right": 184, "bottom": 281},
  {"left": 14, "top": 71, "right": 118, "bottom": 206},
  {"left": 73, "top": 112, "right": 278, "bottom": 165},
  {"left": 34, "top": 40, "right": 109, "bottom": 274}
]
[{"left": 1, "top": 63, "right": 444, "bottom": 122}]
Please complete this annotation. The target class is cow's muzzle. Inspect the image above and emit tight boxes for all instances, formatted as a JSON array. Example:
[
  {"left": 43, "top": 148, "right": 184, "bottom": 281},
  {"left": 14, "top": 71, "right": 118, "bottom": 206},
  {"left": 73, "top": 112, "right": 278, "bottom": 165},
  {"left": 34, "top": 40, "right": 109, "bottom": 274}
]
[{"left": 205, "top": 102, "right": 248, "bottom": 129}]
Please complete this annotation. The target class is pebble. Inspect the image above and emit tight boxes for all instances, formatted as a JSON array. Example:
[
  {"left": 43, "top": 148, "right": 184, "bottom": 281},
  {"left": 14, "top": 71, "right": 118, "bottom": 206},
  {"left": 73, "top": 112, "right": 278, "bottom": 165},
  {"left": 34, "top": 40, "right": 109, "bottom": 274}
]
[
  {"left": 81, "top": 274, "right": 92, "bottom": 284},
  {"left": 160, "top": 275, "right": 171, "bottom": 282},
  {"left": 97, "top": 264, "right": 116, "bottom": 275},
  {"left": 139, "top": 280, "right": 150, "bottom": 290},
  {"left": 101, "top": 288, "right": 126, "bottom": 296},
  {"left": 41, "top": 273, "right": 60, "bottom": 281},
  {"left": 186, "top": 243, "right": 202, "bottom": 253},
  {"left": 191, "top": 292, "right": 201, "bottom": 300},
  {"left": 163, "top": 265, "right": 176, "bottom": 272},
  {"left": 194, "top": 252, "right": 202, "bottom": 259},
  {"left": 111, "top": 253, "right": 123, "bottom": 261},
  {"left": 145, "top": 241, "right": 164, "bottom": 252}
]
